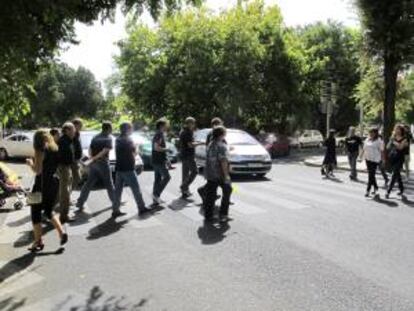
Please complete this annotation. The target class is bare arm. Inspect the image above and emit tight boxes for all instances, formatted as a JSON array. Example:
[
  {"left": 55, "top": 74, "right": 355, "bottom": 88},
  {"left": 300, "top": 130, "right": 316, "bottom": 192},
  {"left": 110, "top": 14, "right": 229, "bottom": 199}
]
[
  {"left": 27, "top": 151, "right": 43, "bottom": 175},
  {"left": 91, "top": 148, "right": 110, "bottom": 162},
  {"left": 221, "top": 159, "right": 231, "bottom": 182}
]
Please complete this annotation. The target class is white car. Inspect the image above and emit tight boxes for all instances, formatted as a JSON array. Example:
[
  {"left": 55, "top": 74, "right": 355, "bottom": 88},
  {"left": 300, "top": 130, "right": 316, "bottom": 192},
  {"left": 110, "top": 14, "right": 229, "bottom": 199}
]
[
  {"left": 291, "top": 130, "right": 323, "bottom": 148},
  {"left": 0, "top": 132, "right": 34, "bottom": 160},
  {"left": 194, "top": 129, "right": 272, "bottom": 177}
]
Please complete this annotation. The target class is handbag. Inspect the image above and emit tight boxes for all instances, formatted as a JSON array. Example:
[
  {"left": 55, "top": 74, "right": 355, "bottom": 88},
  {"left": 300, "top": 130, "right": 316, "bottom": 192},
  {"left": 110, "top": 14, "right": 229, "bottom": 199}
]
[{"left": 26, "top": 175, "right": 42, "bottom": 205}]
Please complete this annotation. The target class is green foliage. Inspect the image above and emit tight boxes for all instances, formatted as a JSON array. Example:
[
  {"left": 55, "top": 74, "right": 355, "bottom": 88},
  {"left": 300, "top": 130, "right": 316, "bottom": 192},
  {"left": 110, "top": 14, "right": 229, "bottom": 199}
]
[
  {"left": 22, "top": 63, "right": 104, "bottom": 127},
  {"left": 355, "top": 0, "right": 414, "bottom": 141},
  {"left": 117, "top": 1, "right": 310, "bottom": 133},
  {"left": 0, "top": 0, "right": 201, "bottom": 124}
]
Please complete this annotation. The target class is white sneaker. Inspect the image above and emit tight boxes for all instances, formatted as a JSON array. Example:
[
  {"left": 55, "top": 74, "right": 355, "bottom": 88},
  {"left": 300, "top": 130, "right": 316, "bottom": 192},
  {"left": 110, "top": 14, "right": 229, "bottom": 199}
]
[{"left": 152, "top": 195, "right": 165, "bottom": 205}]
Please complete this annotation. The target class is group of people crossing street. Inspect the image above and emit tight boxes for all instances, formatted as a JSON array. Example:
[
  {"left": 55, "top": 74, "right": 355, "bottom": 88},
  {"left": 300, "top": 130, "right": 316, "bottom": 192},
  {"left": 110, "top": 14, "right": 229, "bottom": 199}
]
[
  {"left": 24, "top": 116, "right": 233, "bottom": 252},
  {"left": 322, "top": 124, "right": 412, "bottom": 198}
]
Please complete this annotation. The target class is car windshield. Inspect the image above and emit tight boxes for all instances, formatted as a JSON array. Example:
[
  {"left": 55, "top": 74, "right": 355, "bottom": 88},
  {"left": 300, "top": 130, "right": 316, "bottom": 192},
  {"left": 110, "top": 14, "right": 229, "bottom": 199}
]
[
  {"left": 226, "top": 131, "right": 258, "bottom": 146},
  {"left": 80, "top": 132, "right": 98, "bottom": 149}
]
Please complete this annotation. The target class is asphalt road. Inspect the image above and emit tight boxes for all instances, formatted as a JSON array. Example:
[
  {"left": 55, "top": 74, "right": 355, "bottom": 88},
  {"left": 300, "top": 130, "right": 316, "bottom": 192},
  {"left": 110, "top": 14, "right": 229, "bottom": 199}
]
[{"left": 1, "top": 160, "right": 414, "bottom": 311}]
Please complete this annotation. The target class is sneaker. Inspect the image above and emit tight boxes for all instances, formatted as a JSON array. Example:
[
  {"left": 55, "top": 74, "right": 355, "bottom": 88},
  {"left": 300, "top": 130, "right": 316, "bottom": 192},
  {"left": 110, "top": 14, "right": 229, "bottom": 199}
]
[
  {"left": 364, "top": 192, "right": 370, "bottom": 197},
  {"left": 111, "top": 210, "right": 127, "bottom": 218},
  {"left": 152, "top": 195, "right": 165, "bottom": 205}
]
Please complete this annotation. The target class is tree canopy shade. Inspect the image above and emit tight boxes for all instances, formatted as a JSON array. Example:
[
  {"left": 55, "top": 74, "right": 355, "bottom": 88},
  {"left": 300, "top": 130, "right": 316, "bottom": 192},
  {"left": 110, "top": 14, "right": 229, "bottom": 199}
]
[
  {"left": 355, "top": 0, "right": 414, "bottom": 141},
  {"left": 0, "top": 0, "right": 202, "bottom": 123}
]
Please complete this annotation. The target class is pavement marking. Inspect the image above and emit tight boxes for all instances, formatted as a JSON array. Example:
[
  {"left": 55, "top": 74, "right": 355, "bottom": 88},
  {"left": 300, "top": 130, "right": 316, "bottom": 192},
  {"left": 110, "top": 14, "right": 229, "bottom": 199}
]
[
  {"left": 0, "top": 208, "right": 32, "bottom": 245},
  {"left": 0, "top": 260, "right": 44, "bottom": 298}
]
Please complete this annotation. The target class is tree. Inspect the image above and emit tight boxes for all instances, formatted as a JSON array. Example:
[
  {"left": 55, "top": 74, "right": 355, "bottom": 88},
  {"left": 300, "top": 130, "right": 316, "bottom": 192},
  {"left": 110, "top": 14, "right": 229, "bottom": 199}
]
[
  {"left": 296, "top": 22, "right": 361, "bottom": 134},
  {"left": 355, "top": 0, "right": 414, "bottom": 141},
  {"left": 0, "top": 0, "right": 202, "bottom": 123},
  {"left": 23, "top": 63, "right": 104, "bottom": 127},
  {"left": 117, "top": 0, "right": 305, "bottom": 132}
]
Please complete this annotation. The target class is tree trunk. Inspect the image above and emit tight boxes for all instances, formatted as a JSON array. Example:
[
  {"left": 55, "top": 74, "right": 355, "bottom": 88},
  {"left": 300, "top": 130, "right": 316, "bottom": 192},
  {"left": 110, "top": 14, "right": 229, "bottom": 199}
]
[{"left": 383, "top": 57, "right": 398, "bottom": 144}]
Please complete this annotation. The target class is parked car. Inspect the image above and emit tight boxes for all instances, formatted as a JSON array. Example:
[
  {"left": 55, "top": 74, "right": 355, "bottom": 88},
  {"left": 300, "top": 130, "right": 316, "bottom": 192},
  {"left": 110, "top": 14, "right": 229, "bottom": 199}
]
[
  {"left": 290, "top": 130, "right": 323, "bottom": 148},
  {"left": 132, "top": 131, "right": 178, "bottom": 167},
  {"left": 194, "top": 129, "right": 272, "bottom": 177},
  {"left": 79, "top": 131, "right": 144, "bottom": 182},
  {"left": 256, "top": 133, "right": 290, "bottom": 158},
  {"left": 0, "top": 132, "right": 34, "bottom": 160}
]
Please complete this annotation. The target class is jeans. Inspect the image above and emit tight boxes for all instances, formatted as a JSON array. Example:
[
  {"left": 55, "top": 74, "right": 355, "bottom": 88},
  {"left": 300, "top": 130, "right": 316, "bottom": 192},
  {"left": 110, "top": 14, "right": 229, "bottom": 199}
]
[
  {"left": 348, "top": 152, "right": 358, "bottom": 179},
  {"left": 152, "top": 163, "right": 171, "bottom": 198},
  {"left": 204, "top": 180, "right": 232, "bottom": 219},
  {"left": 77, "top": 161, "right": 115, "bottom": 208},
  {"left": 388, "top": 163, "right": 404, "bottom": 194},
  {"left": 57, "top": 165, "right": 73, "bottom": 219},
  {"left": 379, "top": 161, "right": 389, "bottom": 182},
  {"left": 366, "top": 160, "right": 379, "bottom": 193},
  {"left": 181, "top": 157, "right": 198, "bottom": 192},
  {"left": 114, "top": 171, "right": 146, "bottom": 212}
]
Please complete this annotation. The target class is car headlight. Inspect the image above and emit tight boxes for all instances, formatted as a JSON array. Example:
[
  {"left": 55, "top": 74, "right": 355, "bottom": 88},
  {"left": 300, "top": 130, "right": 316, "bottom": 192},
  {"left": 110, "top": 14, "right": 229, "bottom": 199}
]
[{"left": 263, "top": 153, "right": 271, "bottom": 162}]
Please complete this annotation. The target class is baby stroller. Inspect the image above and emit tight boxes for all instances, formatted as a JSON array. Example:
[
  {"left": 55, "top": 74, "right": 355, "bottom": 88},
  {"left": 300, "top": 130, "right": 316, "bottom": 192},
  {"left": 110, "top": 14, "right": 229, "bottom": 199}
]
[{"left": 0, "top": 162, "right": 25, "bottom": 210}]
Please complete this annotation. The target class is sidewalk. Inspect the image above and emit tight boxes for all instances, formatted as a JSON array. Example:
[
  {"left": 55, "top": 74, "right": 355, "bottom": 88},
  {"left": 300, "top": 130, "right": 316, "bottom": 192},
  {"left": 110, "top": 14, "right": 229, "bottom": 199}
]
[{"left": 304, "top": 153, "right": 414, "bottom": 173}]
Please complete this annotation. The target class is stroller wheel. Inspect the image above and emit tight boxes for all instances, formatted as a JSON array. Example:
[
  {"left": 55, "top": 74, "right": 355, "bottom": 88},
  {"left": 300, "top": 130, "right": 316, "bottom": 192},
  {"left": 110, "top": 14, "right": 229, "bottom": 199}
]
[{"left": 14, "top": 201, "right": 23, "bottom": 210}]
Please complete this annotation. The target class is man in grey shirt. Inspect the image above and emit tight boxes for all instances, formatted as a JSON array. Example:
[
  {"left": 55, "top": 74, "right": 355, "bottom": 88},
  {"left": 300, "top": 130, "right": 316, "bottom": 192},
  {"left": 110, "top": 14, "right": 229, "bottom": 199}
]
[{"left": 204, "top": 126, "right": 232, "bottom": 222}]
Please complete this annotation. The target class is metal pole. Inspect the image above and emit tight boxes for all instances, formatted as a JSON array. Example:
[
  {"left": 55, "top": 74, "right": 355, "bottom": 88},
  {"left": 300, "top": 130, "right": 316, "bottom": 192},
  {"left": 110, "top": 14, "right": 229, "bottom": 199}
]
[{"left": 326, "top": 100, "right": 331, "bottom": 138}]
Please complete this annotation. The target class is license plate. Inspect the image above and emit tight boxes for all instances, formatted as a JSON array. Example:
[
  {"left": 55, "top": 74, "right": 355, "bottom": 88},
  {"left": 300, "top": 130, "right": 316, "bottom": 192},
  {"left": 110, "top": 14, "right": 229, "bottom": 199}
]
[{"left": 247, "top": 163, "right": 263, "bottom": 168}]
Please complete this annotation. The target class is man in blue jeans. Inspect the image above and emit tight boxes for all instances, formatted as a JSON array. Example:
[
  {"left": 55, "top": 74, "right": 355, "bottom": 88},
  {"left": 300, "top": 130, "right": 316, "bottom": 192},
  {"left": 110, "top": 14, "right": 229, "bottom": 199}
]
[
  {"left": 113, "top": 122, "right": 151, "bottom": 217},
  {"left": 152, "top": 118, "right": 171, "bottom": 205},
  {"left": 76, "top": 122, "right": 116, "bottom": 215}
]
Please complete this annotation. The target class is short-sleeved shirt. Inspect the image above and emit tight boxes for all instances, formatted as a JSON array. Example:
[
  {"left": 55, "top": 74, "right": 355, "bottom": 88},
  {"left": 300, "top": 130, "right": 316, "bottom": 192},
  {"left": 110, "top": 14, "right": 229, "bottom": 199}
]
[
  {"left": 152, "top": 130, "right": 167, "bottom": 165},
  {"left": 180, "top": 127, "right": 195, "bottom": 159},
  {"left": 90, "top": 133, "right": 113, "bottom": 162},
  {"left": 363, "top": 138, "right": 384, "bottom": 163},
  {"left": 205, "top": 141, "right": 229, "bottom": 182},
  {"left": 73, "top": 131, "right": 83, "bottom": 161},
  {"left": 115, "top": 135, "right": 136, "bottom": 172},
  {"left": 345, "top": 135, "right": 362, "bottom": 154}
]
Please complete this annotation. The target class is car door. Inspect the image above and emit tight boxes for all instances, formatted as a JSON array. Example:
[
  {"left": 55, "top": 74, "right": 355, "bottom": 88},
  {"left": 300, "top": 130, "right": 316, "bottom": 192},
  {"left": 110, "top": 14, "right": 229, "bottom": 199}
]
[
  {"left": 3, "top": 135, "right": 19, "bottom": 157},
  {"left": 20, "top": 134, "right": 34, "bottom": 157},
  {"left": 194, "top": 130, "right": 208, "bottom": 167}
]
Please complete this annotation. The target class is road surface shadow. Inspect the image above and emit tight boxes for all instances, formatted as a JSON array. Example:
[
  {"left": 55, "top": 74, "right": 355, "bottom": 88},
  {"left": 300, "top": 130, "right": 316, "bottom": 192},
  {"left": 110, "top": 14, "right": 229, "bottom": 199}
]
[
  {"left": 401, "top": 195, "right": 414, "bottom": 207},
  {"left": 322, "top": 176, "right": 344, "bottom": 183},
  {"left": 0, "top": 297, "right": 26, "bottom": 311},
  {"left": 7, "top": 215, "right": 31, "bottom": 227},
  {"left": 71, "top": 206, "right": 112, "bottom": 227},
  {"left": 231, "top": 175, "right": 272, "bottom": 183},
  {"left": 197, "top": 220, "right": 231, "bottom": 245},
  {"left": 87, "top": 217, "right": 129, "bottom": 241},
  {"left": 168, "top": 197, "right": 193, "bottom": 211},
  {"left": 13, "top": 222, "right": 54, "bottom": 248},
  {"left": 59, "top": 286, "right": 149, "bottom": 311},
  {"left": 372, "top": 195, "right": 399, "bottom": 207}
]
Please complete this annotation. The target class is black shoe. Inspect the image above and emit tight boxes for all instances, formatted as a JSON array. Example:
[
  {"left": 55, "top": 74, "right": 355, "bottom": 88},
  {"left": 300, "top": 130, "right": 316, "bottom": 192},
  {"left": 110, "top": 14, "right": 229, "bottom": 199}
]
[
  {"left": 28, "top": 242, "right": 44, "bottom": 253},
  {"left": 397, "top": 191, "right": 404, "bottom": 196},
  {"left": 60, "top": 233, "right": 68, "bottom": 246},
  {"left": 138, "top": 208, "right": 152, "bottom": 217},
  {"left": 365, "top": 192, "right": 369, "bottom": 197},
  {"left": 385, "top": 192, "right": 390, "bottom": 199},
  {"left": 112, "top": 210, "right": 127, "bottom": 218}
]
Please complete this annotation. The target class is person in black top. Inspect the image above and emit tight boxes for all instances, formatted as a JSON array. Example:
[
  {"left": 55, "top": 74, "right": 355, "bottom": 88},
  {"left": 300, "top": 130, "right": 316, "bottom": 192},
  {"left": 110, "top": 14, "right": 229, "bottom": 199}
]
[
  {"left": 404, "top": 124, "right": 412, "bottom": 180},
  {"left": 386, "top": 124, "right": 409, "bottom": 198},
  {"left": 345, "top": 126, "right": 363, "bottom": 180},
  {"left": 321, "top": 129, "right": 337, "bottom": 178},
  {"left": 72, "top": 118, "right": 83, "bottom": 189},
  {"left": 180, "top": 117, "right": 203, "bottom": 198},
  {"left": 57, "top": 122, "right": 76, "bottom": 223},
  {"left": 26, "top": 130, "right": 67, "bottom": 252},
  {"left": 76, "top": 122, "right": 116, "bottom": 212},
  {"left": 152, "top": 118, "right": 171, "bottom": 204},
  {"left": 113, "top": 122, "right": 151, "bottom": 217}
]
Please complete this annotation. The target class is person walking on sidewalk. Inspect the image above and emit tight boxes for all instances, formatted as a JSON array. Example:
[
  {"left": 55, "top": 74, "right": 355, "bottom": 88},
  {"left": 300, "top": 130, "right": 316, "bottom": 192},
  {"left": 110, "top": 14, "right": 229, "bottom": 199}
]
[
  {"left": 361, "top": 128, "right": 383, "bottom": 197},
  {"left": 71, "top": 118, "right": 83, "bottom": 190},
  {"left": 321, "top": 129, "right": 337, "bottom": 178},
  {"left": 152, "top": 118, "right": 171, "bottom": 205},
  {"left": 179, "top": 117, "right": 203, "bottom": 198},
  {"left": 27, "top": 130, "right": 68, "bottom": 252},
  {"left": 113, "top": 122, "right": 151, "bottom": 217},
  {"left": 76, "top": 122, "right": 115, "bottom": 212},
  {"left": 204, "top": 126, "right": 232, "bottom": 222},
  {"left": 385, "top": 124, "right": 409, "bottom": 198},
  {"left": 403, "top": 124, "right": 412, "bottom": 180},
  {"left": 57, "top": 122, "right": 76, "bottom": 223},
  {"left": 345, "top": 126, "right": 363, "bottom": 180}
]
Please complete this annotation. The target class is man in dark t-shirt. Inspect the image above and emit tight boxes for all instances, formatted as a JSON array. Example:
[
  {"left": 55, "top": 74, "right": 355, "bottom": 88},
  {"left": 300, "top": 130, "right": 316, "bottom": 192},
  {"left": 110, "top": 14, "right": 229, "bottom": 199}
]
[
  {"left": 77, "top": 122, "right": 115, "bottom": 212},
  {"left": 113, "top": 122, "right": 150, "bottom": 217},
  {"left": 72, "top": 118, "right": 83, "bottom": 189},
  {"left": 152, "top": 118, "right": 171, "bottom": 205},
  {"left": 344, "top": 126, "right": 363, "bottom": 180},
  {"left": 179, "top": 117, "right": 203, "bottom": 198}
]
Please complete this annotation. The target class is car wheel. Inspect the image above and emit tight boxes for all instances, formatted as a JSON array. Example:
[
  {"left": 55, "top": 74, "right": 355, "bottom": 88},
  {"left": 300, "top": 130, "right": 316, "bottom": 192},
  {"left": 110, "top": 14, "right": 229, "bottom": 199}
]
[{"left": 0, "top": 148, "right": 8, "bottom": 161}]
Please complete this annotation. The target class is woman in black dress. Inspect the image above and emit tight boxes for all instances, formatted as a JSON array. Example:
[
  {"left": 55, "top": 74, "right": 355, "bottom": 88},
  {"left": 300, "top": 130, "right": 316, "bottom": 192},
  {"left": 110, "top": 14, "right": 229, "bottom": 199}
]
[
  {"left": 322, "top": 130, "right": 337, "bottom": 177},
  {"left": 385, "top": 125, "right": 408, "bottom": 198},
  {"left": 26, "top": 130, "right": 68, "bottom": 252}
]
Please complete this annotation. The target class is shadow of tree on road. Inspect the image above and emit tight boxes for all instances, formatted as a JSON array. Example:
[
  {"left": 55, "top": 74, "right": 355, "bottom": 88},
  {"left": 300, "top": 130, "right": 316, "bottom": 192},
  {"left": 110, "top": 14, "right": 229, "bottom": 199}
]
[
  {"left": 66, "top": 286, "right": 148, "bottom": 311},
  {"left": 0, "top": 297, "right": 26, "bottom": 311}
]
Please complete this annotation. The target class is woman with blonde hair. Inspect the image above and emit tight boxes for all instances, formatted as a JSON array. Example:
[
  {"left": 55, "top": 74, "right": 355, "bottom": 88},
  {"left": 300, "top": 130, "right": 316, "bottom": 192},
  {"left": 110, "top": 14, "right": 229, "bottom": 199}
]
[
  {"left": 385, "top": 124, "right": 408, "bottom": 198},
  {"left": 26, "top": 129, "right": 68, "bottom": 252}
]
